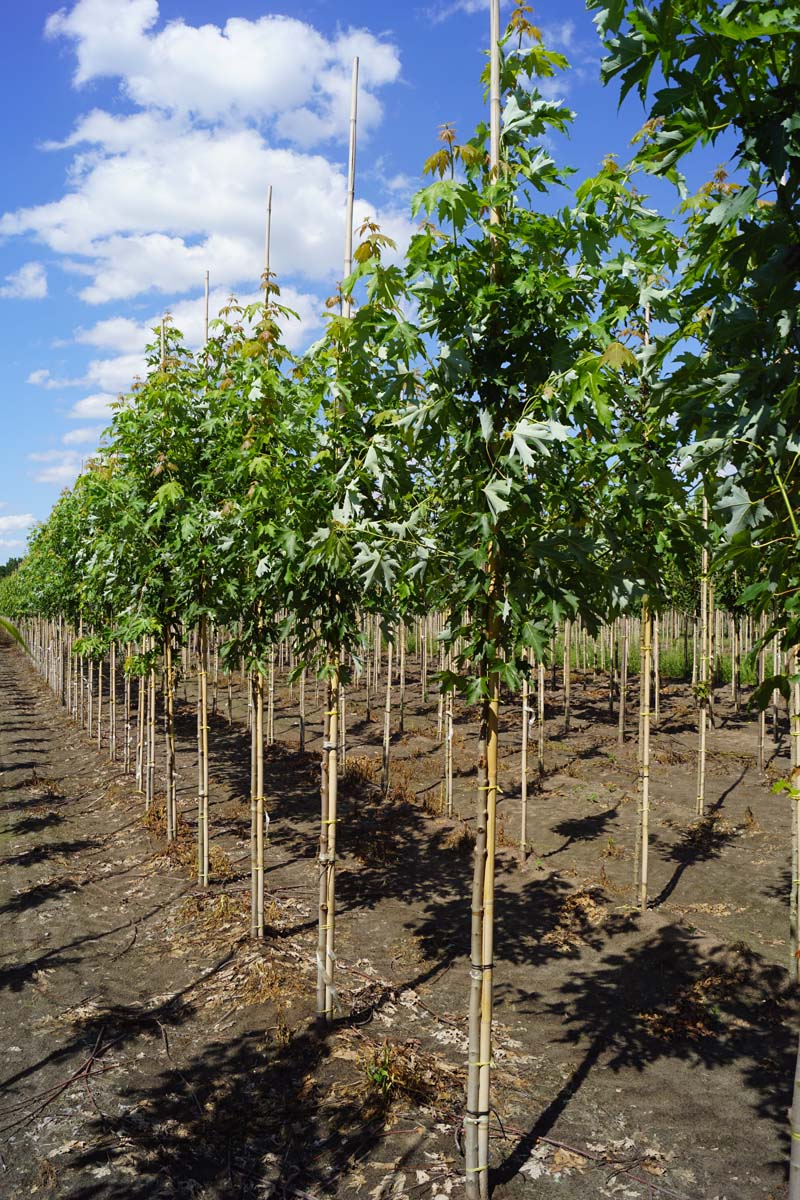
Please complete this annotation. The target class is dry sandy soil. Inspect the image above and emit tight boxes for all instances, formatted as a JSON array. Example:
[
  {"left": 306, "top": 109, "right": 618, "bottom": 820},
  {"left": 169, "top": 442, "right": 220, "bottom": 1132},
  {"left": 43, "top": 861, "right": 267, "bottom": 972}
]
[{"left": 0, "top": 632, "right": 795, "bottom": 1199}]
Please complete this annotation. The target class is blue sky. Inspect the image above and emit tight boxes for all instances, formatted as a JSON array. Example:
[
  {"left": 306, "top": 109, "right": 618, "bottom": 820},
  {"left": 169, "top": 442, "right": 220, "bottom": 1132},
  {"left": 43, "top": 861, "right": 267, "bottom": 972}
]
[{"left": 0, "top": 0, "right": 723, "bottom": 564}]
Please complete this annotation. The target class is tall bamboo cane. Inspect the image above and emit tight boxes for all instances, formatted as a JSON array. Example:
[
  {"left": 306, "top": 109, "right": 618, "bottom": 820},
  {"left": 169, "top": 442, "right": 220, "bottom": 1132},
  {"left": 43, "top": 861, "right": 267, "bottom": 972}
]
[
  {"left": 466, "top": 7, "right": 501, "bottom": 1195},
  {"left": 316, "top": 56, "right": 359, "bottom": 1025},
  {"left": 697, "top": 494, "right": 709, "bottom": 816}
]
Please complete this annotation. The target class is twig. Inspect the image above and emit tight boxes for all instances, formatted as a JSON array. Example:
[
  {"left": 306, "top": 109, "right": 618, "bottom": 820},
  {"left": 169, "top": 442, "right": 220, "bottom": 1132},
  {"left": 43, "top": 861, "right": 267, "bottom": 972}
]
[{"left": 111, "top": 926, "right": 137, "bottom": 961}]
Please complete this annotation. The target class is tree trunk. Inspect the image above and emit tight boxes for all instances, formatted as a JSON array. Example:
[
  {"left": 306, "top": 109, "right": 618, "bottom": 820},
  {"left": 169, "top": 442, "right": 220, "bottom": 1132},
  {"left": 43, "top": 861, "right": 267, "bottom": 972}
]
[
  {"left": 381, "top": 637, "right": 394, "bottom": 795},
  {"left": 638, "top": 603, "right": 652, "bottom": 910},
  {"left": 697, "top": 496, "right": 709, "bottom": 817},
  {"left": 520, "top": 674, "right": 529, "bottom": 855},
  {"left": 164, "top": 633, "right": 177, "bottom": 842},
  {"left": 318, "top": 664, "right": 339, "bottom": 1022},
  {"left": 198, "top": 616, "right": 210, "bottom": 887},
  {"left": 563, "top": 618, "right": 572, "bottom": 734},
  {"left": 617, "top": 616, "right": 628, "bottom": 744}
]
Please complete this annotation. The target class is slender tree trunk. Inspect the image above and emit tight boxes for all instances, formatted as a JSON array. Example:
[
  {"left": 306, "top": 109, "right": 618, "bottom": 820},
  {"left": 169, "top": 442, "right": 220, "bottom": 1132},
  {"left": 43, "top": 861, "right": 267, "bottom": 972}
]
[
  {"left": 789, "top": 1025, "right": 800, "bottom": 1200},
  {"left": 198, "top": 616, "right": 210, "bottom": 887},
  {"left": 399, "top": 620, "right": 406, "bottom": 734},
  {"left": 445, "top": 680, "right": 454, "bottom": 818},
  {"left": 146, "top": 642, "right": 156, "bottom": 811},
  {"left": 249, "top": 674, "right": 258, "bottom": 936},
  {"left": 475, "top": 665, "right": 500, "bottom": 1197},
  {"left": 758, "top": 615, "right": 766, "bottom": 774},
  {"left": 790, "top": 648, "right": 800, "bottom": 980},
  {"left": 267, "top": 648, "right": 275, "bottom": 745},
  {"left": 563, "top": 618, "right": 571, "bottom": 734},
  {"left": 697, "top": 496, "right": 709, "bottom": 817},
  {"left": 255, "top": 672, "right": 265, "bottom": 938},
  {"left": 382, "top": 637, "right": 394, "bottom": 794},
  {"left": 96, "top": 656, "right": 103, "bottom": 751},
  {"left": 109, "top": 644, "right": 117, "bottom": 761},
  {"left": 299, "top": 666, "right": 306, "bottom": 752},
  {"left": 318, "top": 663, "right": 340, "bottom": 1022},
  {"left": 465, "top": 698, "right": 489, "bottom": 1193},
  {"left": 520, "top": 674, "right": 529, "bottom": 855},
  {"left": 537, "top": 659, "right": 545, "bottom": 780},
  {"left": 136, "top": 671, "right": 144, "bottom": 790},
  {"left": 653, "top": 614, "right": 660, "bottom": 725},
  {"left": 88, "top": 657, "right": 94, "bottom": 739},
  {"left": 638, "top": 603, "right": 652, "bottom": 910},
  {"left": 617, "top": 616, "right": 628, "bottom": 744},
  {"left": 164, "top": 633, "right": 177, "bottom": 842},
  {"left": 338, "top": 658, "right": 347, "bottom": 773}
]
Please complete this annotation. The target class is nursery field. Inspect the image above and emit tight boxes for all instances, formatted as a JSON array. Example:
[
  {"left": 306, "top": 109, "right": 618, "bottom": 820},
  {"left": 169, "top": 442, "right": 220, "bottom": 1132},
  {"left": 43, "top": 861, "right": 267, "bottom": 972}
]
[{"left": 0, "top": 630, "right": 793, "bottom": 1200}]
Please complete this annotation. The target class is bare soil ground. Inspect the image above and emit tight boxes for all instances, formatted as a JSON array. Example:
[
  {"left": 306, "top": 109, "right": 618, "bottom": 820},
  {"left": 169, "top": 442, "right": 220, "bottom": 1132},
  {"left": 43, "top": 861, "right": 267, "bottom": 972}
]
[{"left": 0, "top": 633, "right": 795, "bottom": 1200}]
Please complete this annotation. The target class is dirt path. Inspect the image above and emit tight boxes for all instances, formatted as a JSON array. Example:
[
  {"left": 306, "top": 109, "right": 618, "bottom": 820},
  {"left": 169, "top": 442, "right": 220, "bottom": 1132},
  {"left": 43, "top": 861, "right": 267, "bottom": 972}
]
[{"left": 0, "top": 635, "right": 795, "bottom": 1199}]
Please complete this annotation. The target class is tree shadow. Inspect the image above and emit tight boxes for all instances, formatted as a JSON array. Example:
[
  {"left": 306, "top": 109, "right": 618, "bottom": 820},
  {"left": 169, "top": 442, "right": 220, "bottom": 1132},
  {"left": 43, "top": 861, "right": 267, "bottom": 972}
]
[
  {"left": 0, "top": 837, "right": 100, "bottom": 868},
  {"left": 542, "top": 804, "right": 620, "bottom": 859},
  {"left": 649, "top": 815, "right": 741, "bottom": 908},
  {"left": 0, "top": 876, "right": 81, "bottom": 917},
  {"left": 494, "top": 927, "right": 794, "bottom": 1189},
  {"left": 7, "top": 810, "right": 66, "bottom": 836}
]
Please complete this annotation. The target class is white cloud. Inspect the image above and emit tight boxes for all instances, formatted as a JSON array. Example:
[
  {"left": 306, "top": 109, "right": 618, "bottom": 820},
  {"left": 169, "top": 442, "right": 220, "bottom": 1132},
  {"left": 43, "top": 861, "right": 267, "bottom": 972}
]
[
  {"left": 28, "top": 450, "right": 84, "bottom": 486},
  {"left": 68, "top": 392, "right": 117, "bottom": 420},
  {"left": 544, "top": 20, "right": 577, "bottom": 50},
  {"left": 74, "top": 281, "right": 325, "bottom": 362},
  {"left": 426, "top": 0, "right": 511, "bottom": 24},
  {"left": 0, "top": 513, "right": 35, "bottom": 534},
  {"left": 84, "top": 352, "right": 147, "bottom": 393},
  {"left": 62, "top": 425, "right": 105, "bottom": 445},
  {"left": 27, "top": 367, "right": 83, "bottom": 389},
  {"left": 2, "top": 117, "right": 412, "bottom": 306},
  {"left": 0, "top": 261, "right": 48, "bottom": 299},
  {"left": 0, "top": 538, "right": 27, "bottom": 550},
  {"left": 45, "top": 2, "right": 399, "bottom": 140}
]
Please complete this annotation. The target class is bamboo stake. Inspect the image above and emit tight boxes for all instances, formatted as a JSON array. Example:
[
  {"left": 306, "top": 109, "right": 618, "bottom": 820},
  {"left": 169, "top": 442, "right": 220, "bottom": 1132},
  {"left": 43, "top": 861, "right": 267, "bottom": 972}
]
[
  {"left": 563, "top": 618, "right": 572, "bottom": 734},
  {"left": 146, "top": 641, "right": 156, "bottom": 811},
  {"left": 697, "top": 494, "right": 709, "bottom": 817},
  {"left": 96, "top": 655, "right": 103, "bottom": 751},
  {"left": 757, "top": 615, "right": 766, "bottom": 774},
  {"left": 164, "top": 632, "right": 176, "bottom": 842},
  {"left": 789, "top": 646, "right": 800, "bottom": 979},
  {"left": 399, "top": 620, "right": 406, "bottom": 735},
  {"left": 382, "top": 636, "right": 394, "bottom": 794},
  {"left": 342, "top": 61, "right": 358, "bottom": 318},
  {"left": 198, "top": 615, "right": 210, "bottom": 886},
  {"left": 255, "top": 672, "right": 265, "bottom": 938},
  {"left": 653, "top": 614, "right": 660, "bottom": 725},
  {"left": 317, "top": 56, "right": 358, "bottom": 1025},
  {"left": 467, "top": 8, "right": 501, "bottom": 1195},
  {"left": 520, "top": 674, "right": 529, "bottom": 854},
  {"left": 617, "top": 615, "right": 628, "bottom": 743},
  {"left": 638, "top": 602, "right": 652, "bottom": 910},
  {"left": 249, "top": 673, "right": 258, "bottom": 937},
  {"left": 537, "top": 659, "right": 545, "bottom": 779},
  {"left": 789, "top": 1027, "right": 800, "bottom": 1200},
  {"left": 445, "top": 676, "right": 454, "bottom": 817}
]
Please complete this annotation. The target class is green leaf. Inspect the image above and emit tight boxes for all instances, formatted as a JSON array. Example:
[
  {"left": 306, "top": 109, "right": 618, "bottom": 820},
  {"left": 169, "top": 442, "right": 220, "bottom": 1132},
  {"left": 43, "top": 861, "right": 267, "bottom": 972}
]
[
  {"left": 599, "top": 341, "right": 638, "bottom": 371},
  {"left": 0, "top": 616, "right": 29, "bottom": 654},
  {"left": 483, "top": 478, "right": 512, "bottom": 518}
]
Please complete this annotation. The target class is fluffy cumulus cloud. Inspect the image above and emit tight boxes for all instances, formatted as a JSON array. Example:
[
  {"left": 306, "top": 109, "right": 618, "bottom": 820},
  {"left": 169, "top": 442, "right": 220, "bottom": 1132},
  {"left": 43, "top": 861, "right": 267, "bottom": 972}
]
[
  {"left": 68, "top": 392, "right": 117, "bottom": 420},
  {"left": 45, "top": 3, "right": 399, "bottom": 139},
  {"left": 426, "top": 0, "right": 511, "bottom": 24},
  {"left": 9, "top": 0, "right": 412, "bottom": 489},
  {"left": 0, "top": 513, "right": 35, "bottom": 534},
  {"left": 2, "top": 2, "right": 410, "bottom": 313},
  {"left": 0, "top": 261, "right": 48, "bottom": 299},
  {"left": 62, "top": 424, "right": 105, "bottom": 445},
  {"left": 28, "top": 449, "right": 86, "bottom": 486}
]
